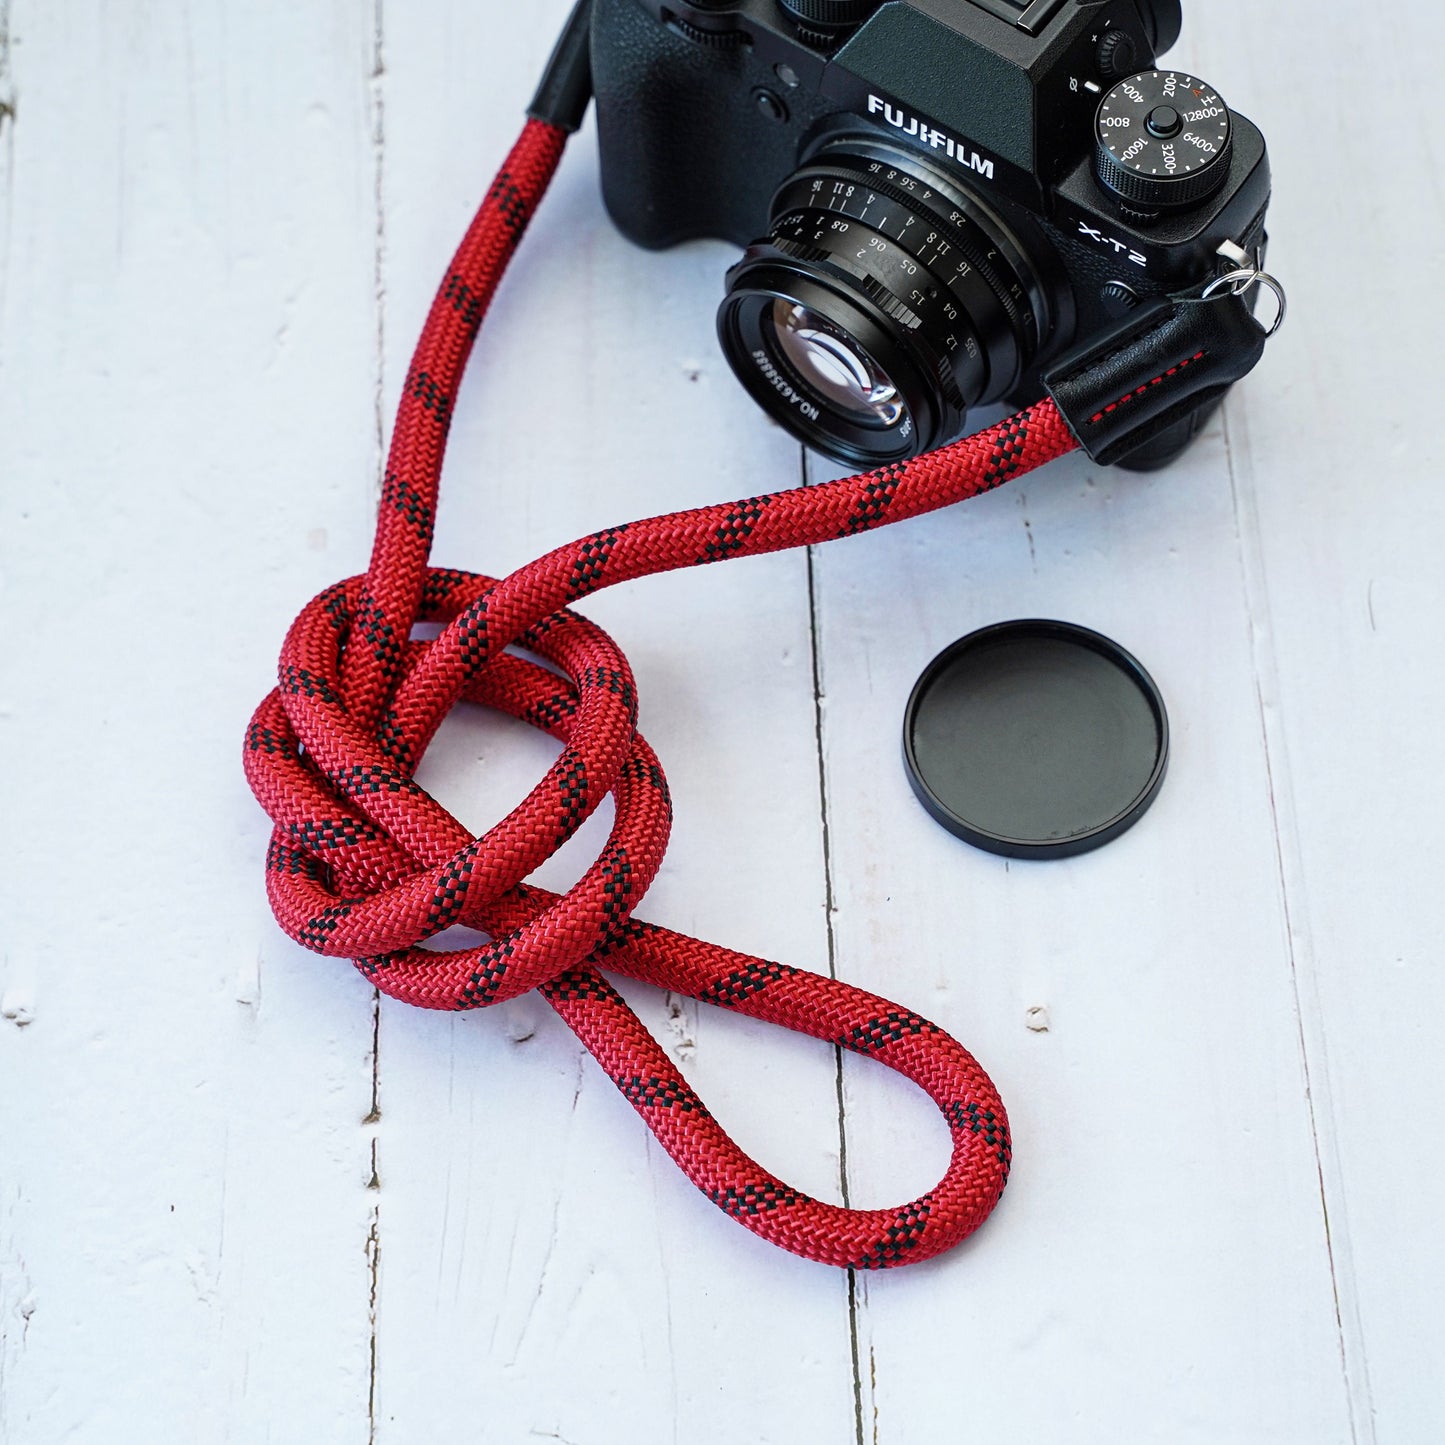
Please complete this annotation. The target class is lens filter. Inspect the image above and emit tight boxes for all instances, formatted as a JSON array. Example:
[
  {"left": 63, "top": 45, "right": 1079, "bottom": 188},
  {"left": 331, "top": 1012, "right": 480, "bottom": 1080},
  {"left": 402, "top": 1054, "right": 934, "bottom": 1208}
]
[{"left": 902, "top": 621, "right": 1169, "bottom": 860}]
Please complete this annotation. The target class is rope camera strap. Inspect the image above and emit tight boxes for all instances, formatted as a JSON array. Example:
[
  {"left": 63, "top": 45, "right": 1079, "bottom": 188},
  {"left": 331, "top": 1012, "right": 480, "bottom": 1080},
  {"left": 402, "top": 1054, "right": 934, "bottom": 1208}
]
[{"left": 244, "top": 26, "right": 1273, "bottom": 1269}]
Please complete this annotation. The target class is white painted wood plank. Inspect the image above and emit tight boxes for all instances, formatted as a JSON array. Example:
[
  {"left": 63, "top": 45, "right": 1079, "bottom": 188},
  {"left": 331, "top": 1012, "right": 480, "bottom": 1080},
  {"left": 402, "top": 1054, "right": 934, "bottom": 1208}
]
[
  {"left": 811, "top": 7, "right": 1372, "bottom": 1437},
  {"left": 1208, "top": 5, "right": 1445, "bottom": 1440},
  {"left": 812, "top": 431, "right": 1351, "bottom": 1443},
  {"left": 4, "top": 0, "right": 1443, "bottom": 1440},
  {"left": 0, "top": 3, "right": 383, "bottom": 1438},
  {"left": 365, "top": 6, "right": 856, "bottom": 1442}
]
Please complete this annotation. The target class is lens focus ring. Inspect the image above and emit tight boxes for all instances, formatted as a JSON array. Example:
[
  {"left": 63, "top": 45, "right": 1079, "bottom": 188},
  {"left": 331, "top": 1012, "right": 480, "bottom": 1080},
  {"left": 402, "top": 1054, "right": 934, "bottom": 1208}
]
[{"left": 767, "top": 231, "right": 986, "bottom": 409}]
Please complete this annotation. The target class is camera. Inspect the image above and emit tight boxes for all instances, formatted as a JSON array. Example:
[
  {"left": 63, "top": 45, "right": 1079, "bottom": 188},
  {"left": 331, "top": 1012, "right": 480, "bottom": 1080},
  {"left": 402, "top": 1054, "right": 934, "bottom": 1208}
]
[{"left": 588, "top": 0, "right": 1271, "bottom": 469}]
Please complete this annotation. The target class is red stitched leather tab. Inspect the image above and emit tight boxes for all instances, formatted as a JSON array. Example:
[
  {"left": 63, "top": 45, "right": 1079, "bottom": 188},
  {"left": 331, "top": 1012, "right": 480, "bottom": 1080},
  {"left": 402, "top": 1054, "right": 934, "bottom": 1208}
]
[{"left": 1044, "top": 291, "right": 1267, "bottom": 466}]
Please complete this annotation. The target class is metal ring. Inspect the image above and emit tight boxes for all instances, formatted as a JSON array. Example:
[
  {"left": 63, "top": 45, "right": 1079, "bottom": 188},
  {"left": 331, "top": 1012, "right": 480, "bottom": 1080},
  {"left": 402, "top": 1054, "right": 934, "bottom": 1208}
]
[{"left": 1202, "top": 267, "right": 1288, "bottom": 337}]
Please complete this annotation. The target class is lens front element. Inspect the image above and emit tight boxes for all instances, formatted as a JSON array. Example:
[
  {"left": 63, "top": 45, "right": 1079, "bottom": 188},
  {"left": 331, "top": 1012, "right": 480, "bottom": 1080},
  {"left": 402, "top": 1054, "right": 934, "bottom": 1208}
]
[{"left": 768, "top": 300, "right": 906, "bottom": 428}]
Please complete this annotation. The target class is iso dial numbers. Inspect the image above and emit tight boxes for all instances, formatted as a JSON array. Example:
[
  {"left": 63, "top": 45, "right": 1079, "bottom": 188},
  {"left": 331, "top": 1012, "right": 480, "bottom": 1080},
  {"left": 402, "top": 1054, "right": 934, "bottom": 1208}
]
[{"left": 1094, "top": 70, "right": 1234, "bottom": 212}]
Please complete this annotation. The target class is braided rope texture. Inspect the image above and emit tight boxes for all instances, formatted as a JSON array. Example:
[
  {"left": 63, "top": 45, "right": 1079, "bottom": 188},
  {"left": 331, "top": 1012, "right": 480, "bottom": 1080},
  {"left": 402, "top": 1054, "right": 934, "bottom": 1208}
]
[{"left": 244, "top": 119, "right": 1079, "bottom": 1269}]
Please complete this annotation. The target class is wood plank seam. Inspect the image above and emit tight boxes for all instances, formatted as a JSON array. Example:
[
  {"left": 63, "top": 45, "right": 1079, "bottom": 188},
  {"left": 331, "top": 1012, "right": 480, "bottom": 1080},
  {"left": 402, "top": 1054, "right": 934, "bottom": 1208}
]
[
  {"left": 368, "top": 3, "right": 389, "bottom": 1440},
  {"left": 806, "top": 511, "right": 870, "bottom": 1445},
  {"left": 1222, "top": 399, "right": 1377, "bottom": 1445}
]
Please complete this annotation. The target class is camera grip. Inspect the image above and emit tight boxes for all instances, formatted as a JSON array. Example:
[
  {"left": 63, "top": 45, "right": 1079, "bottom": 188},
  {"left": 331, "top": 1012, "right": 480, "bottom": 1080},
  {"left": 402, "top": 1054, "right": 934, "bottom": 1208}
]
[{"left": 1043, "top": 290, "right": 1267, "bottom": 466}]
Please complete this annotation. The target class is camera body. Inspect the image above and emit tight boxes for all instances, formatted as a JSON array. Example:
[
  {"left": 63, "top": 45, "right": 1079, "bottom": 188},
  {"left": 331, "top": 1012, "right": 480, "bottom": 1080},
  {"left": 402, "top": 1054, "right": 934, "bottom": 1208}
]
[{"left": 589, "top": 0, "right": 1272, "bottom": 468}]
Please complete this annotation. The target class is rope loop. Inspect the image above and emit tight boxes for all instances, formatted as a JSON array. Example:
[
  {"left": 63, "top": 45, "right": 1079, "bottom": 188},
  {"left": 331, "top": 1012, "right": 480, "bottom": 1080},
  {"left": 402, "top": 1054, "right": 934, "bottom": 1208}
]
[{"left": 244, "top": 119, "right": 1079, "bottom": 1267}]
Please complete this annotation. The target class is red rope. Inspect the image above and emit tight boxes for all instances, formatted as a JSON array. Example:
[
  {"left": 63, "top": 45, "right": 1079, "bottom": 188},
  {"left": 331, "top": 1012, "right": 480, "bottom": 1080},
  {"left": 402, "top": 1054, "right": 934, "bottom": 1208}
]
[{"left": 244, "top": 119, "right": 1079, "bottom": 1268}]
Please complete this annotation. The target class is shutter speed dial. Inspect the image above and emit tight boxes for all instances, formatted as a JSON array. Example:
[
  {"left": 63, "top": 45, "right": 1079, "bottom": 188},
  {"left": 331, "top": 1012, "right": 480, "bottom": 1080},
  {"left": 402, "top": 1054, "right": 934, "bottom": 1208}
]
[
  {"left": 776, "top": 0, "right": 882, "bottom": 36},
  {"left": 1094, "top": 70, "right": 1233, "bottom": 213}
]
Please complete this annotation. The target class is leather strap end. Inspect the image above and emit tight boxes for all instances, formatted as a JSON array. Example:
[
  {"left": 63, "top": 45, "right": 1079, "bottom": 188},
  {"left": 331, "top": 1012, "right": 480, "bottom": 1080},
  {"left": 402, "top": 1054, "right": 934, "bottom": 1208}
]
[{"left": 1043, "top": 292, "right": 1268, "bottom": 466}]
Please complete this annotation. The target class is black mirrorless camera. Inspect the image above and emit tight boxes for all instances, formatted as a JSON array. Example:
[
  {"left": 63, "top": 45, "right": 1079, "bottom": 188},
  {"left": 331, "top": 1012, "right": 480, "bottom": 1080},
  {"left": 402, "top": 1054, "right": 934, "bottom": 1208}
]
[{"left": 587, "top": 0, "right": 1271, "bottom": 469}]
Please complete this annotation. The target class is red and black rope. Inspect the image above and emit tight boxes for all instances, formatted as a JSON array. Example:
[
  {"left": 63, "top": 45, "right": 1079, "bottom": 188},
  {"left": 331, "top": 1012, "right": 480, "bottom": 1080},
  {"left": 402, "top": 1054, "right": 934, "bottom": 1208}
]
[{"left": 245, "top": 119, "right": 1080, "bottom": 1268}]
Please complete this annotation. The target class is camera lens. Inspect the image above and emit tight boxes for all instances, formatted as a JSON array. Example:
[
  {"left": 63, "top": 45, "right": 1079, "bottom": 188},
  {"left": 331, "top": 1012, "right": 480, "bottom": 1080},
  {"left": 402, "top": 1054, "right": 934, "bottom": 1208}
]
[{"left": 718, "top": 138, "right": 1057, "bottom": 466}]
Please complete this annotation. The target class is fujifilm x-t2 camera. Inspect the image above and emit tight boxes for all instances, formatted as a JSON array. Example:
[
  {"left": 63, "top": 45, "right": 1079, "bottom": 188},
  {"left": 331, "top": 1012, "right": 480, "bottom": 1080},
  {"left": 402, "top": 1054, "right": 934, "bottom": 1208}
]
[{"left": 588, "top": 0, "right": 1271, "bottom": 469}]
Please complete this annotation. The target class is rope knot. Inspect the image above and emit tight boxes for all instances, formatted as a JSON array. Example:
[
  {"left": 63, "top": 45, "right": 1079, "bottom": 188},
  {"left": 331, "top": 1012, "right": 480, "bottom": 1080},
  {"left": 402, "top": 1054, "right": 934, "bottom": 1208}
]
[{"left": 244, "top": 565, "right": 673, "bottom": 1012}]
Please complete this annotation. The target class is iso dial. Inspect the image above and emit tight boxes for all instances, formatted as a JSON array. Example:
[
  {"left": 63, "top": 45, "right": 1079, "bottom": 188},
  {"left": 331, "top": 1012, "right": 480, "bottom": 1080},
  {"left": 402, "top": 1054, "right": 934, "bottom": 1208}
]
[{"left": 1094, "top": 70, "right": 1233, "bottom": 212}]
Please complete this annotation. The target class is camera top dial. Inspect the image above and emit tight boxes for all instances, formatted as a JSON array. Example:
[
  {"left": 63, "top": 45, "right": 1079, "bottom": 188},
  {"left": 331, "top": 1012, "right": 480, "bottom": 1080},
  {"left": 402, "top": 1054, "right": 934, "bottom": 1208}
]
[
  {"left": 776, "top": 0, "right": 882, "bottom": 42},
  {"left": 1094, "top": 70, "right": 1233, "bottom": 214}
]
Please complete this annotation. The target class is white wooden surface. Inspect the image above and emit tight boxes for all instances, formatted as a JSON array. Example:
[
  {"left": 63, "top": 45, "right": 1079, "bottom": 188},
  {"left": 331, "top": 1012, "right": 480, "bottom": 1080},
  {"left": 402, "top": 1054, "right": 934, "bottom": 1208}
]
[{"left": 1, "top": 2, "right": 1441, "bottom": 1441}]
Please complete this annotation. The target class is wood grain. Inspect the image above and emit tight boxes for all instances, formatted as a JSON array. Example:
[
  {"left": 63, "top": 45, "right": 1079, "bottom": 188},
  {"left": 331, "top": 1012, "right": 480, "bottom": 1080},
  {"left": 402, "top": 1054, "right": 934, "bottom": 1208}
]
[
  {"left": 0, "top": 2, "right": 383, "bottom": 1438},
  {"left": 1, "top": 2, "right": 1440, "bottom": 1442}
]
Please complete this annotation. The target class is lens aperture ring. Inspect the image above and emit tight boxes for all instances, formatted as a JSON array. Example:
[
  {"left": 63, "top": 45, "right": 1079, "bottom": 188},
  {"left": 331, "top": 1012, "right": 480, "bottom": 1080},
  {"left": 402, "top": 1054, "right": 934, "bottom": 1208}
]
[
  {"left": 770, "top": 169, "right": 1035, "bottom": 401},
  {"left": 772, "top": 192, "right": 1014, "bottom": 402},
  {"left": 793, "top": 166, "right": 1035, "bottom": 345},
  {"left": 826, "top": 142, "right": 1052, "bottom": 356}
]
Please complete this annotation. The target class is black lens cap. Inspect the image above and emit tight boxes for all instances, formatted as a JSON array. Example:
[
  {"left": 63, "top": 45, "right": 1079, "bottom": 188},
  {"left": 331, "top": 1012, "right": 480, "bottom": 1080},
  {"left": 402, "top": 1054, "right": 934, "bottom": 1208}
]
[{"left": 902, "top": 621, "right": 1169, "bottom": 860}]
